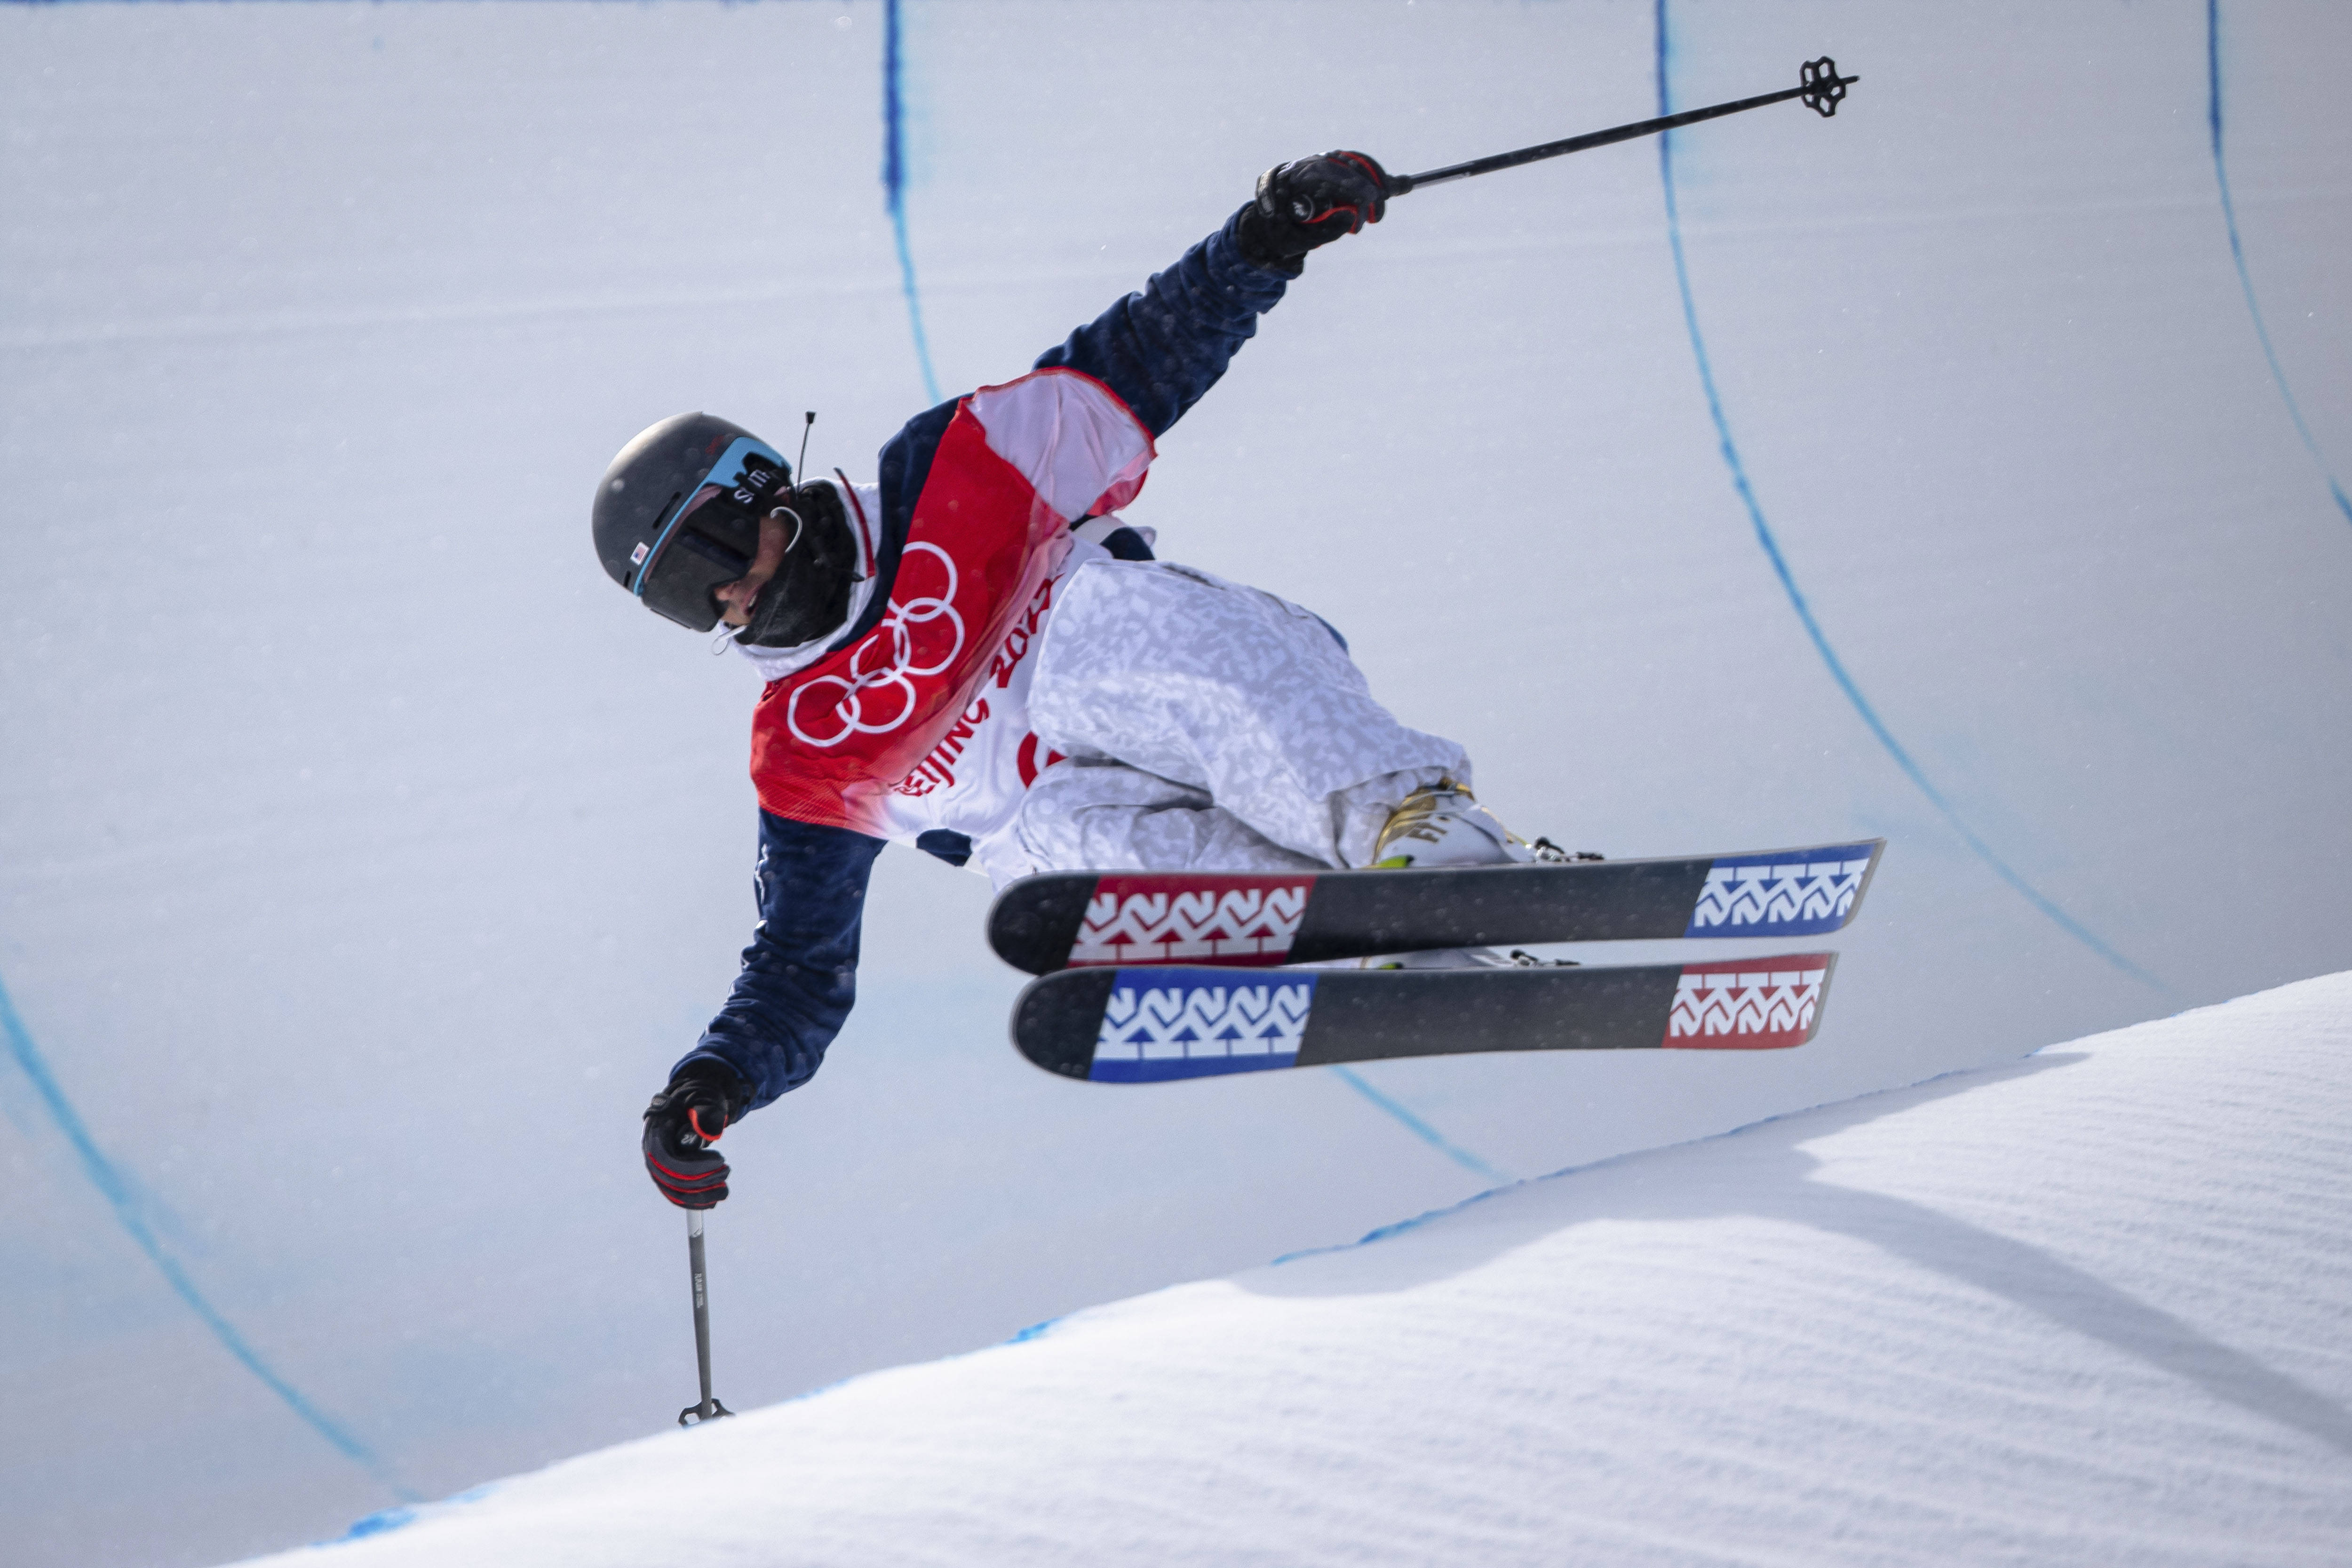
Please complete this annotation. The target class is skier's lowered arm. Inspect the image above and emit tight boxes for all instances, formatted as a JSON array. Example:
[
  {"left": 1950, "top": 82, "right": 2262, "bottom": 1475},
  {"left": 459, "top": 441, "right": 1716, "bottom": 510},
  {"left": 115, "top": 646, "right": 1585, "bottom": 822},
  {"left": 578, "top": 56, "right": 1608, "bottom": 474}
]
[
  {"left": 678, "top": 812, "right": 882, "bottom": 1110},
  {"left": 641, "top": 813, "right": 882, "bottom": 1209}
]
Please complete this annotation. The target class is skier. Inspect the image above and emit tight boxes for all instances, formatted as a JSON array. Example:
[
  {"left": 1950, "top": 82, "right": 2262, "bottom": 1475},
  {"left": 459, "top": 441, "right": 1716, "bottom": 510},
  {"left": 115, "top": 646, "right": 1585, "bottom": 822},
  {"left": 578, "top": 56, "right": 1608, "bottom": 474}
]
[{"left": 598, "top": 154, "right": 1558, "bottom": 1208}]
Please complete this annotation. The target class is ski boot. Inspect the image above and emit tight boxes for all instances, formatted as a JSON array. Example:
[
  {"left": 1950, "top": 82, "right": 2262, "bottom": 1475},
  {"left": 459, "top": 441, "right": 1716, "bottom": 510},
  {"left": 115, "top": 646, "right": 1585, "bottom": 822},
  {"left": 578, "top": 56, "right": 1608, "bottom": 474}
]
[
  {"left": 1370, "top": 780, "right": 1578, "bottom": 869},
  {"left": 1363, "top": 781, "right": 1590, "bottom": 968}
]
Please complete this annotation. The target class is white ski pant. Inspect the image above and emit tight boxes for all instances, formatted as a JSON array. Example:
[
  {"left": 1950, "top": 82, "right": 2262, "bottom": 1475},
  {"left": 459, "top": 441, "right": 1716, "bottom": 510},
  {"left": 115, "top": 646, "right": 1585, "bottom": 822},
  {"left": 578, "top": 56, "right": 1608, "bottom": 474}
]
[{"left": 1016, "top": 560, "right": 1468, "bottom": 876}]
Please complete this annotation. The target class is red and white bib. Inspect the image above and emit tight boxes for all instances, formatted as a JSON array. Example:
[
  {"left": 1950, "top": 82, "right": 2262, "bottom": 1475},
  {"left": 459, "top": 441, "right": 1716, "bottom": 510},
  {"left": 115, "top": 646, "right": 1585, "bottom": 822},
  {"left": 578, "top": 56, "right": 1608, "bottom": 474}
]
[{"left": 749, "top": 369, "right": 1154, "bottom": 857}]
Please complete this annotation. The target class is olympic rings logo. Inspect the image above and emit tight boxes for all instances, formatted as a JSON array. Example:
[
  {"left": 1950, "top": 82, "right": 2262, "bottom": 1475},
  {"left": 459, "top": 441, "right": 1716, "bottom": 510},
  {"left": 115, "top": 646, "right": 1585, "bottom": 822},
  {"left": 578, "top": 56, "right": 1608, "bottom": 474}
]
[{"left": 786, "top": 542, "right": 967, "bottom": 748}]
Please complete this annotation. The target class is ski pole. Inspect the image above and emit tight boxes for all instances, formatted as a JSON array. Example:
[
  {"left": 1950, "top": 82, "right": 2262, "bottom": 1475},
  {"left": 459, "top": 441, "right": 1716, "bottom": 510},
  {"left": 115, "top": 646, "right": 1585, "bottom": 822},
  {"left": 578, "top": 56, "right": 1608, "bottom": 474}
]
[
  {"left": 677, "top": 1209, "right": 734, "bottom": 1427},
  {"left": 1386, "top": 56, "right": 1858, "bottom": 197}
]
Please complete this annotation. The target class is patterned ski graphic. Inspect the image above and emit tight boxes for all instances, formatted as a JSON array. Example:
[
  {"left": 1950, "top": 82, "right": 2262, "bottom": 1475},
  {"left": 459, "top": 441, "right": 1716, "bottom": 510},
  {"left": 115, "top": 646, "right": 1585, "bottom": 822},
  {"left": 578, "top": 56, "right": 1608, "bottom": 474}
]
[
  {"left": 1012, "top": 954, "right": 1838, "bottom": 1082},
  {"left": 1683, "top": 848, "right": 1876, "bottom": 936},
  {"left": 988, "top": 839, "right": 1882, "bottom": 975},
  {"left": 1091, "top": 975, "right": 1319, "bottom": 1083},
  {"left": 1068, "top": 874, "right": 1313, "bottom": 966}
]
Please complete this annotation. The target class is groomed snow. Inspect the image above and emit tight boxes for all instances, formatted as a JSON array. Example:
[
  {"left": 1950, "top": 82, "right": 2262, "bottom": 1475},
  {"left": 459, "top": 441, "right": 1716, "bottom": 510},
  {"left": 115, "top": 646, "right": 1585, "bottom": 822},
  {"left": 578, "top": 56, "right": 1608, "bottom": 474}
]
[{"left": 246, "top": 972, "right": 2352, "bottom": 1567}]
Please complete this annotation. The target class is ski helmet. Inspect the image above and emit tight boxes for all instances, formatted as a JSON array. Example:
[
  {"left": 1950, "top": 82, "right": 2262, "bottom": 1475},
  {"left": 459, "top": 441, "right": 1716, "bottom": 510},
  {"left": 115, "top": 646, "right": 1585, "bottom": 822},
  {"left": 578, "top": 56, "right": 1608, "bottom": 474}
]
[{"left": 593, "top": 413, "right": 792, "bottom": 633}]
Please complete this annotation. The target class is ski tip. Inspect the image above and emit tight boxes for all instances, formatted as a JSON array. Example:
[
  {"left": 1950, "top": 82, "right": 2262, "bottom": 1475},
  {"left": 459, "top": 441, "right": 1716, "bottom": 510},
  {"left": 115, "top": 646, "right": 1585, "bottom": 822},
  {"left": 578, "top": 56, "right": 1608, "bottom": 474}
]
[
  {"left": 1010, "top": 969, "right": 1119, "bottom": 1079},
  {"left": 986, "top": 873, "right": 1101, "bottom": 976},
  {"left": 1811, "top": 949, "right": 1840, "bottom": 1043},
  {"left": 1662, "top": 951, "right": 1837, "bottom": 1050},
  {"left": 1682, "top": 839, "right": 1885, "bottom": 939},
  {"left": 1839, "top": 841, "right": 1886, "bottom": 931}
]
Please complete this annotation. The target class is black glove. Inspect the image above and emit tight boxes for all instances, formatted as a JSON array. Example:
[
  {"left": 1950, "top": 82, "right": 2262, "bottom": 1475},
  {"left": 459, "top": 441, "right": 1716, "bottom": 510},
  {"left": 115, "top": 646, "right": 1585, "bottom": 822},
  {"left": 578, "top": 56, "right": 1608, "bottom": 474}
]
[
  {"left": 642, "top": 1063, "right": 749, "bottom": 1209},
  {"left": 1234, "top": 151, "right": 1392, "bottom": 274}
]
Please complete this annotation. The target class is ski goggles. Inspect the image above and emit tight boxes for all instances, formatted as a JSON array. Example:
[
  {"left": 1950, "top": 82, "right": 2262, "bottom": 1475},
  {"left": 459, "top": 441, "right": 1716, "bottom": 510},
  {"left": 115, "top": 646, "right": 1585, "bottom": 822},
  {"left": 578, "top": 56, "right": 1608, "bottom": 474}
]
[{"left": 627, "top": 436, "right": 792, "bottom": 632}]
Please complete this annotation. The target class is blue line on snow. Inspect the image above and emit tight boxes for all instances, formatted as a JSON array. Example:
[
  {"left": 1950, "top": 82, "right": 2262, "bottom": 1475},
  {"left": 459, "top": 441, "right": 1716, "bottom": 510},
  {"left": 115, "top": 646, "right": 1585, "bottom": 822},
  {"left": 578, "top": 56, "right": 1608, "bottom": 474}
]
[
  {"left": 1332, "top": 1066, "right": 1513, "bottom": 1185},
  {"left": 882, "top": 0, "right": 943, "bottom": 406},
  {"left": 0, "top": 971, "right": 413, "bottom": 1499},
  {"left": 1651, "top": 1, "right": 2159, "bottom": 989},
  {"left": 2207, "top": 0, "right": 2352, "bottom": 526}
]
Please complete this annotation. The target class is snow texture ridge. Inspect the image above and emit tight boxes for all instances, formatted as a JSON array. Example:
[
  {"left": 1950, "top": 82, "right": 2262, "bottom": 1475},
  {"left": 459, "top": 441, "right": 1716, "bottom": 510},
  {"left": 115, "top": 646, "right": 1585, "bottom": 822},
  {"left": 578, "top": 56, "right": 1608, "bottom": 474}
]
[{"left": 244, "top": 972, "right": 2352, "bottom": 1567}]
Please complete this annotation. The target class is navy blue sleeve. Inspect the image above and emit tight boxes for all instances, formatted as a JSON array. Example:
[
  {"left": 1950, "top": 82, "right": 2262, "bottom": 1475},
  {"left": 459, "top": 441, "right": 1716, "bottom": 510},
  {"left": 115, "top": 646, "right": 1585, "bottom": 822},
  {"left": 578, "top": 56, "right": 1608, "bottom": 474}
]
[
  {"left": 673, "top": 811, "right": 885, "bottom": 1114},
  {"left": 1032, "top": 207, "right": 1293, "bottom": 439},
  {"left": 864, "top": 213, "right": 1280, "bottom": 601}
]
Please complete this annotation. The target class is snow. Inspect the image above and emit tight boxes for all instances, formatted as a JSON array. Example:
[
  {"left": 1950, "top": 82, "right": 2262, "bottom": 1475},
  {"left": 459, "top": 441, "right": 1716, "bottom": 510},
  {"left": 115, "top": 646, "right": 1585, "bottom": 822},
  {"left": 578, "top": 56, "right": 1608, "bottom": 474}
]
[
  {"left": 238, "top": 971, "right": 2352, "bottom": 1565},
  {"left": 2, "top": 2, "right": 2348, "bottom": 1563}
]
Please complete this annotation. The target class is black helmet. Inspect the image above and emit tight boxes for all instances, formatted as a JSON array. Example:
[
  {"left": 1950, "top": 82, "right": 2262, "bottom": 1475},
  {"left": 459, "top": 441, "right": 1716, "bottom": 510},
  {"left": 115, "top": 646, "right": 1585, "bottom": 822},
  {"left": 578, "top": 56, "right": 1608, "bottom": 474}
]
[{"left": 593, "top": 413, "right": 791, "bottom": 632}]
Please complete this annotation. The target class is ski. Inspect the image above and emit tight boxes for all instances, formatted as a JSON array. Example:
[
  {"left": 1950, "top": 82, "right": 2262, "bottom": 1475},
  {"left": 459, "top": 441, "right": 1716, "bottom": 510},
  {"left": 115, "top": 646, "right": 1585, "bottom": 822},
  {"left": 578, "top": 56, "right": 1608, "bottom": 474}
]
[
  {"left": 1011, "top": 953, "right": 1838, "bottom": 1082},
  {"left": 986, "top": 839, "right": 1883, "bottom": 976}
]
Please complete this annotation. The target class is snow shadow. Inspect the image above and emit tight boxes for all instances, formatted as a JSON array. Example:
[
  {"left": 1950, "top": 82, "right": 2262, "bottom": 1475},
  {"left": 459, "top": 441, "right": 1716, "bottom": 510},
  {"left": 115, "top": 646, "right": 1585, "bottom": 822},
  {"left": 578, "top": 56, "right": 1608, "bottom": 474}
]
[{"left": 1245, "top": 1053, "right": 2352, "bottom": 1460}]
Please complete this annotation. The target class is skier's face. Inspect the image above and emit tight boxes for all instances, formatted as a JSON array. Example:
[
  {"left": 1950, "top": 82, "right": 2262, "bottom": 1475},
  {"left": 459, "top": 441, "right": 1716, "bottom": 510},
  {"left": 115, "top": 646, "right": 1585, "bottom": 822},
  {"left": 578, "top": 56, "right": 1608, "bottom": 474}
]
[{"left": 713, "top": 512, "right": 793, "bottom": 627}]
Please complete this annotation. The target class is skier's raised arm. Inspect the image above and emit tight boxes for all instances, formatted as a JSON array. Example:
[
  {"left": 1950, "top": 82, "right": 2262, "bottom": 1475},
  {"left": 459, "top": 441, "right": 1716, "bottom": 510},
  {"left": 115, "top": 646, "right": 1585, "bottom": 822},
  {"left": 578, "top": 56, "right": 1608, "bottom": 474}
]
[{"left": 1034, "top": 151, "right": 1392, "bottom": 437}]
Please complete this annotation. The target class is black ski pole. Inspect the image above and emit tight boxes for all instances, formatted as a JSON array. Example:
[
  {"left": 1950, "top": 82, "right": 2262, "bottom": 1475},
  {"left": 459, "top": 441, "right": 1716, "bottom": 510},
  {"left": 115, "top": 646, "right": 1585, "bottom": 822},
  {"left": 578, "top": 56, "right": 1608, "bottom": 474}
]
[
  {"left": 677, "top": 1209, "right": 733, "bottom": 1426},
  {"left": 1387, "top": 56, "right": 1858, "bottom": 197}
]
